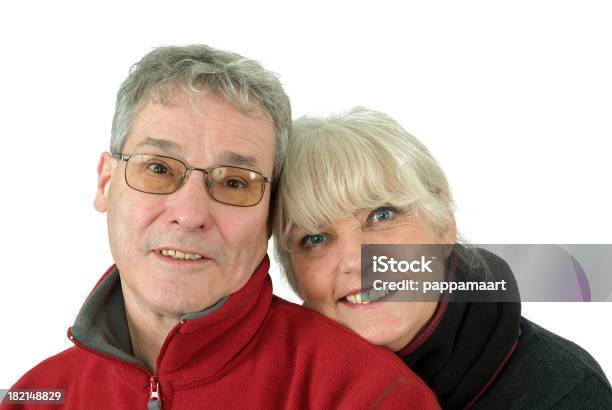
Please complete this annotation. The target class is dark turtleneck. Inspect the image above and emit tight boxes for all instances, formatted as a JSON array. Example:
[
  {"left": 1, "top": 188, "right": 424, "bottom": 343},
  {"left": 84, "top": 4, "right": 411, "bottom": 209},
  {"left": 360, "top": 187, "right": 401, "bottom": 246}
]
[{"left": 398, "top": 248, "right": 522, "bottom": 409}]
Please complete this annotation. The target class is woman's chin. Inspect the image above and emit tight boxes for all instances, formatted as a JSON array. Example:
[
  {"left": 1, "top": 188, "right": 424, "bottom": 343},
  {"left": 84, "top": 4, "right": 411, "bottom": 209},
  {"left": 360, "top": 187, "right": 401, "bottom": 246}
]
[
  {"left": 356, "top": 327, "right": 412, "bottom": 351},
  {"left": 337, "top": 308, "right": 415, "bottom": 351}
]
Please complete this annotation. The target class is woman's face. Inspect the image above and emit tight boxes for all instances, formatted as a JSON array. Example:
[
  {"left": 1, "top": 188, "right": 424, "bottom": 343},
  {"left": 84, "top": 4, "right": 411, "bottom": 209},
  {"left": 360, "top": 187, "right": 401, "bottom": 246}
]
[{"left": 290, "top": 206, "right": 455, "bottom": 351}]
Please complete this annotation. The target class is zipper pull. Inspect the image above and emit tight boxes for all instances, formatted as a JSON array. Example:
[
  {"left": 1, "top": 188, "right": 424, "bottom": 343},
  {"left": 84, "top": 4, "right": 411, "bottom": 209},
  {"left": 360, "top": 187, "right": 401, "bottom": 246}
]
[{"left": 147, "top": 376, "right": 161, "bottom": 410}]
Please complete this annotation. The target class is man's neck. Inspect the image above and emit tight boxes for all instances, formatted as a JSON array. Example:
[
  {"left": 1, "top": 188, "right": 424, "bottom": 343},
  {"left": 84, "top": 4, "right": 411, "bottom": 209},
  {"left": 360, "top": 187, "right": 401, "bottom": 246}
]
[{"left": 122, "top": 289, "right": 181, "bottom": 374}]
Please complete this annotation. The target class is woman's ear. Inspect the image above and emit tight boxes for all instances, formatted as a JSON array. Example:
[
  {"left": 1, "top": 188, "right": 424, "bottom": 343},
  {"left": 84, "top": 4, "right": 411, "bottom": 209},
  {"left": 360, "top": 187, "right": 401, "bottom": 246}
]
[
  {"left": 442, "top": 212, "right": 457, "bottom": 244},
  {"left": 435, "top": 194, "right": 457, "bottom": 245},
  {"left": 437, "top": 202, "right": 457, "bottom": 258},
  {"left": 441, "top": 216, "right": 457, "bottom": 259}
]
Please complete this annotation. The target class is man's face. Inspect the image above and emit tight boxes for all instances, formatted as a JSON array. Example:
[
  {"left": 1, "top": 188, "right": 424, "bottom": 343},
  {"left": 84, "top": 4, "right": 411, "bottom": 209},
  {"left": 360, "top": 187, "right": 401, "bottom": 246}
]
[{"left": 94, "top": 91, "right": 275, "bottom": 317}]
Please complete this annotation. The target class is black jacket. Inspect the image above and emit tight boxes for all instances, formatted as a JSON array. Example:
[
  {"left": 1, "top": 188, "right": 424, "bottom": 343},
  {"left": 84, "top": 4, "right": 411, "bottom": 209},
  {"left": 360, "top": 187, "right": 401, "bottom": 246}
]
[
  {"left": 400, "top": 248, "right": 612, "bottom": 409},
  {"left": 474, "top": 317, "right": 612, "bottom": 409}
]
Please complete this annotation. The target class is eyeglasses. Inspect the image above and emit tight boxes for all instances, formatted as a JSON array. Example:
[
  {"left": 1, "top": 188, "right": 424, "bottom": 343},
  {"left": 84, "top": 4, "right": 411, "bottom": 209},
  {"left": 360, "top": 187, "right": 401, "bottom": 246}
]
[{"left": 113, "top": 153, "right": 273, "bottom": 207}]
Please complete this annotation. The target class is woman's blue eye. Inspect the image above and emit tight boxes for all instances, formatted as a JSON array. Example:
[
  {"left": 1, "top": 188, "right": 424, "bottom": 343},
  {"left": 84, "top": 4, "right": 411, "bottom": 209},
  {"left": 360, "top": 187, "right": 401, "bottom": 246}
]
[
  {"left": 300, "top": 234, "right": 327, "bottom": 248},
  {"left": 370, "top": 208, "right": 396, "bottom": 223}
]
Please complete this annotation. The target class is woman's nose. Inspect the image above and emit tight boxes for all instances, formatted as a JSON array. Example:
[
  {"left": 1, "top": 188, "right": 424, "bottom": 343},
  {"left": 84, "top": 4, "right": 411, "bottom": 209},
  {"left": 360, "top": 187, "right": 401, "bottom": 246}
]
[{"left": 336, "top": 233, "right": 363, "bottom": 275}]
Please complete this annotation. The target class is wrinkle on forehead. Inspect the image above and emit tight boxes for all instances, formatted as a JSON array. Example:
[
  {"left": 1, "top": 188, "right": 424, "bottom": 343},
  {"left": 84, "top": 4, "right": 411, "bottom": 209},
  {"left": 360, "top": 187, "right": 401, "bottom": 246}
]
[
  {"left": 194, "top": 124, "right": 267, "bottom": 156},
  {"left": 188, "top": 94, "right": 273, "bottom": 167},
  {"left": 193, "top": 121, "right": 273, "bottom": 173},
  {"left": 134, "top": 137, "right": 187, "bottom": 156},
  {"left": 126, "top": 91, "right": 275, "bottom": 173}
]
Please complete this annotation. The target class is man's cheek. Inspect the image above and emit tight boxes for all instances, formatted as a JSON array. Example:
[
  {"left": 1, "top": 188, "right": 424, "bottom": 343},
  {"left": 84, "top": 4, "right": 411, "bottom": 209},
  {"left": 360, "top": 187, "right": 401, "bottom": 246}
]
[{"left": 226, "top": 214, "right": 267, "bottom": 241}]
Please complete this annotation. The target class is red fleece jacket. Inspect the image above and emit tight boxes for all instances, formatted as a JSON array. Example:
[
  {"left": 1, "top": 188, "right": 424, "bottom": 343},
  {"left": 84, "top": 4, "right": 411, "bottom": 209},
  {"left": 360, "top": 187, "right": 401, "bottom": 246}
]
[{"left": 2, "top": 256, "right": 439, "bottom": 409}]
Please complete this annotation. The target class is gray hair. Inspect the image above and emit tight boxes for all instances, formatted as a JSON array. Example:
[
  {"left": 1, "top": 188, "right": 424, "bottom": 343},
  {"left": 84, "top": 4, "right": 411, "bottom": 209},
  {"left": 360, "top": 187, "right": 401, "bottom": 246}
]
[
  {"left": 110, "top": 44, "right": 291, "bottom": 183},
  {"left": 273, "top": 106, "right": 457, "bottom": 292}
]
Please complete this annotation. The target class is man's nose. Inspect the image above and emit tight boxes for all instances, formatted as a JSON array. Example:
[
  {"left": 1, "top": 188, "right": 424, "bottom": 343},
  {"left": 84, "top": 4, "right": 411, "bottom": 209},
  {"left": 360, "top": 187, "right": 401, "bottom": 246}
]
[{"left": 165, "top": 170, "right": 213, "bottom": 230}]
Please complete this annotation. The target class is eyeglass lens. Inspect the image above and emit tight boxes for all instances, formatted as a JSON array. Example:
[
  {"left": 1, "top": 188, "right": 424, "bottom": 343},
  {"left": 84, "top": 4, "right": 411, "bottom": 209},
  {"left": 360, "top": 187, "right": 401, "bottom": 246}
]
[{"left": 124, "top": 154, "right": 265, "bottom": 206}]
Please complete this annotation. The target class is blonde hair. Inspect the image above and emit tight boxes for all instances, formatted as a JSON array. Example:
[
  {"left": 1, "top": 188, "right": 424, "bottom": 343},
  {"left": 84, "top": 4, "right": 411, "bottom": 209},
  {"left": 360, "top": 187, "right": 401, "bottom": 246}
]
[{"left": 273, "top": 106, "right": 456, "bottom": 292}]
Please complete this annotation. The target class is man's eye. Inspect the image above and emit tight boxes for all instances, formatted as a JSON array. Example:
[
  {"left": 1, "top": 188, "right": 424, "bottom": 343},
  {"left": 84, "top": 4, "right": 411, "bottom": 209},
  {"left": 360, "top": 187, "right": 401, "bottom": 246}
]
[
  {"left": 223, "top": 178, "right": 247, "bottom": 189},
  {"left": 300, "top": 234, "right": 327, "bottom": 248},
  {"left": 369, "top": 207, "right": 397, "bottom": 223},
  {"left": 147, "top": 163, "right": 170, "bottom": 175}
]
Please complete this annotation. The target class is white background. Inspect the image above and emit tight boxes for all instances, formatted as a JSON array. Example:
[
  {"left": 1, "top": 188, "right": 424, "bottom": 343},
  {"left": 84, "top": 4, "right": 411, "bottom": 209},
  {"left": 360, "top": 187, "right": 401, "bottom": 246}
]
[{"left": 1, "top": 1, "right": 611, "bottom": 388}]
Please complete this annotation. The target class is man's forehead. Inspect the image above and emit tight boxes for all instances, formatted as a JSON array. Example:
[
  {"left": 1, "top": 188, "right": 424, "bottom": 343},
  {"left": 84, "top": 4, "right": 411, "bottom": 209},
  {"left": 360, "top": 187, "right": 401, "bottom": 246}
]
[
  {"left": 124, "top": 92, "right": 276, "bottom": 171},
  {"left": 141, "top": 91, "right": 273, "bottom": 135},
  {"left": 135, "top": 137, "right": 186, "bottom": 155},
  {"left": 134, "top": 137, "right": 261, "bottom": 169}
]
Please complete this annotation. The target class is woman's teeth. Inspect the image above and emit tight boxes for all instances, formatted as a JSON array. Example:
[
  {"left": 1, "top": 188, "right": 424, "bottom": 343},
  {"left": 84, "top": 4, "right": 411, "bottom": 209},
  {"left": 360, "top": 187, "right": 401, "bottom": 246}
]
[
  {"left": 160, "top": 249, "right": 204, "bottom": 260},
  {"left": 345, "top": 288, "right": 391, "bottom": 304}
]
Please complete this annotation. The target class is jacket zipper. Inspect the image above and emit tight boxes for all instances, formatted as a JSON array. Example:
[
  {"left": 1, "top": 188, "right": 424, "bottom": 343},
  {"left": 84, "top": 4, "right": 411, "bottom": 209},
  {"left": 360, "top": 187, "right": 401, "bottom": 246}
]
[
  {"left": 68, "top": 320, "right": 185, "bottom": 410},
  {"left": 148, "top": 376, "right": 161, "bottom": 410},
  {"left": 146, "top": 319, "right": 185, "bottom": 409}
]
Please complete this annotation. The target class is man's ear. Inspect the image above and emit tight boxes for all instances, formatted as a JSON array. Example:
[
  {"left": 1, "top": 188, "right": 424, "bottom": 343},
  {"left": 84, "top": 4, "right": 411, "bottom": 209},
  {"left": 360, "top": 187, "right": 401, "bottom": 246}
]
[{"left": 94, "top": 152, "right": 116, "bottom": 213}]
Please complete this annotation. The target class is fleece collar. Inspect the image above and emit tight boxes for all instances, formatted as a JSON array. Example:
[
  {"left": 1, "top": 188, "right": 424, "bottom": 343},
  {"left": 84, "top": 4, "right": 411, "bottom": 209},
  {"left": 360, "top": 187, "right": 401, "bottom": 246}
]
[{"left": 68, "top": 255, "right": 272, "bottom": 387}]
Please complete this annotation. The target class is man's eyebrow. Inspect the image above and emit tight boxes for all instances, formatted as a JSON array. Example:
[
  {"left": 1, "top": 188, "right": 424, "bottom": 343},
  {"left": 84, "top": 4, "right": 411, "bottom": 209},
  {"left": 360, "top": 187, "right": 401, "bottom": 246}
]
[
  {"left": 215, "top": 151, "right": 259, "bottom": 169},
  {"left": 134, "top": 137, "right": 186, "bottom": 155}
]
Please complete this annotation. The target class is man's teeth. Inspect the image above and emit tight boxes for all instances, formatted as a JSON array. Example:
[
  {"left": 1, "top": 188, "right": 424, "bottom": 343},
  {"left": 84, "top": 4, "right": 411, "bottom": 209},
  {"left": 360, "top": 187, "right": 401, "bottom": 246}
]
[
  {"left": 160, "top": 249, "right": 204, "bottom": 260},
  {"left": 345, "top": 288, "right": 391, "bottom": 304}
]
